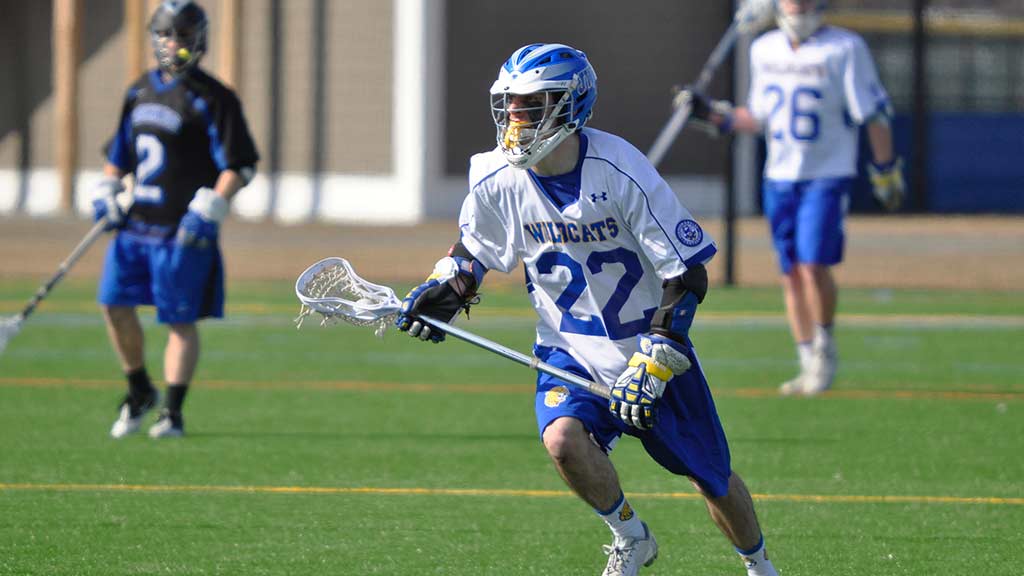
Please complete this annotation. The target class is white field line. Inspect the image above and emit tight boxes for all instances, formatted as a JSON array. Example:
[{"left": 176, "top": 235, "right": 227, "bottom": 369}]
[{"left": 1, "top": 304, "right": 1022, "bottom": 330}]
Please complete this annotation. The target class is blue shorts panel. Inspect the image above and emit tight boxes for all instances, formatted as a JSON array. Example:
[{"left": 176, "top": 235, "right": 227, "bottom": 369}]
[
  {"left": 98, "top": 231, "right": 224, "bottom": 324},
  {"left": 763, "top": 177, "right": 851, "bottom": 274},
  {"left": 533, "top": 345, "right": 732, "bottom": 498}
]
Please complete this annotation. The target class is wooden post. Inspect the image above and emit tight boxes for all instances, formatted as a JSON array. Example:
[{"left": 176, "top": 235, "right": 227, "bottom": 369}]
[
  {"left": 219, "top": 0, "right": 240, "bottom": 88},
  {"left": 54, "top": 0, "right": 81, "bottom": 214},
  {"left": 126, "top": 0, "right": 146, "bottom": 83}
]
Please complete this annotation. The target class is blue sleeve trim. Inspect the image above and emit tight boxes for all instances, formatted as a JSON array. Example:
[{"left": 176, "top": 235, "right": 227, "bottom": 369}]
[
  {"left": 194, "top": 96, "right": 228, "bottom": 172},
  {"left": 585, "top": 156, "right": 687, "bottom": 263},
  {"left": 684, "top": 244, "right": 717, "bottom": 268},
  {"left": 106, "top": 115, "right": 134, "bottom": 170}
]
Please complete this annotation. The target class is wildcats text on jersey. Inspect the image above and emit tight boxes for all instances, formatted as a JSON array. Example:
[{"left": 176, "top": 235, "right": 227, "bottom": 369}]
[
  {"left": 131, "top": 103, "right": 183, "bottom": 133},
  {"left": 523, "top": 217, "right": 620, "bottom": 245},
  {"left": 761, "top": 61, "right": 827, "bottom": 79}
]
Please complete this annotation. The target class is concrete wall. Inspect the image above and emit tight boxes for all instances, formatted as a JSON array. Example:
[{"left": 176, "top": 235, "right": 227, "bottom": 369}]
[{"left": 0, "top": 0, "right": 748, "bottom": 222}]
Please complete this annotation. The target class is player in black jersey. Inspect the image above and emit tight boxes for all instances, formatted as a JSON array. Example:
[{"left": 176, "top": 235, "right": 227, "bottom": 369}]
[{"left": 92, "top": 0, "right": 259, "bottom": 439}]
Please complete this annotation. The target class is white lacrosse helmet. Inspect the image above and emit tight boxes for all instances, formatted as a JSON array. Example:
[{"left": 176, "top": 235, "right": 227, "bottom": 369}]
[
  {"left": 776, "top": 0, "right": 827, "bottom": 42},
  {"left": 490, "top": 43, "right": 598, "bottom": 169}
]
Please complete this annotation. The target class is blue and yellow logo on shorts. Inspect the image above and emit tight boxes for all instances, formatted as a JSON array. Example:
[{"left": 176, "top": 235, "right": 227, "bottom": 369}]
[{"left": 544, "top": 385, "right": 570, "bottom": 407}]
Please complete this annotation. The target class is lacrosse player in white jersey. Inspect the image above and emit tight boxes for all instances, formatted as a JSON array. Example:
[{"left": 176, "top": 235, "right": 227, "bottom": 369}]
[
  {"left": 396, "top": 43, "right": 780, "bottom": 576},
  {"left": 684, "top": 0, "right": 905, "bottom": 396}
]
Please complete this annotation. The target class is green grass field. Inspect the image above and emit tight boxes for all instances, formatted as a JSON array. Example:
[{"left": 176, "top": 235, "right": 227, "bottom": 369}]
[{"left": 1, "top": 278, "right": 1022, "bottom": 575}]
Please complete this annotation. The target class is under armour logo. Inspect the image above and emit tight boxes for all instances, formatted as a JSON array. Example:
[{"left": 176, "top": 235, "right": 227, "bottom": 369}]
[{"left": 590, "top": 192, "right": 608, "bottom": 202}]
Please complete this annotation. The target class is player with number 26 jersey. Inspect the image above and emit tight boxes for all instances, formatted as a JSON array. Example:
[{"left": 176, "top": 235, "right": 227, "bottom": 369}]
[
  {"left": 687, "top": 1, "right": 903, "bottom": 399},
  {"left": 747, "top": 25, "right": 889, "bottom": 181},
  {"left": 460, "top": 127, "right": 717, "bottom": 388}
]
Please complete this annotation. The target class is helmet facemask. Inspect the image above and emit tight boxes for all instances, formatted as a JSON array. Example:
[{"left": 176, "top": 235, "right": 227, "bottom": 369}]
[
  {"left": 776, "top": 0, "right": 825, "bottom": 43},
  {"left": 149, "top": 1, "right": 208, "bottom": 77},
  {"left": 491, "top": 90, "right": 576, "bottom": 169}
]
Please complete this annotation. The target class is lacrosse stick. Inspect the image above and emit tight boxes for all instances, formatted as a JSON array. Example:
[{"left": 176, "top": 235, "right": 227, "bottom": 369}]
[
  {"left": 646, "top": 0, "right": 775, "bottom": 167},
  {"left": 0, "top": 217, "right": 109, "bottom": 356},
  {"left": 294, "top": 257, "right": 612, "bottom": 399}
]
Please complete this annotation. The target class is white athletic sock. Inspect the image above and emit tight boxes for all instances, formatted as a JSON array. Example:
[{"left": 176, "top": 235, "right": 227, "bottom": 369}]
[
  {"left": 596, "top": 492, "right": 645, "bottom": 540},
  {"left": 797, "top": 341, "right": 813, "bottom": 372},
  {"left": 813, "top": 324, "right": 834, "bottom": 351},
  {"left": 737, "top": 535, "right": 779, "bottom": 576}
]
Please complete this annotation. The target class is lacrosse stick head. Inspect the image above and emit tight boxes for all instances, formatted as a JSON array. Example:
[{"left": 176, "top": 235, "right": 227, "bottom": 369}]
[
  {"left": 0, "top": 315, "right": 24, "bottom": 356},
  {"left": 294, "top": 257, "right": 403, "bottom": 337}
]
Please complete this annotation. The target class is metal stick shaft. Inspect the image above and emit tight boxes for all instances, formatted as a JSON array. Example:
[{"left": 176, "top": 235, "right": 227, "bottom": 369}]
[
  {"left": 15, "top": 217, "right": 108, "bottom": 324},
  {"left": 646, "top": 20, "right": 741, "bottom": 167},
  {"left": 418, "top": 314, "right": 612, "bottom": 400},
  {"left": 1, "top": 217, "right": 108, "bottom": 357}
]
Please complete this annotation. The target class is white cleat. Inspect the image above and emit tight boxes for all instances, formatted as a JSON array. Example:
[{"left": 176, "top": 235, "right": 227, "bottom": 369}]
[
  {"left": 778, "top": 373, "right": 807, "bottom": 396},
  {"left": 602, "top": 521, "right": 658, "bottom": 576},
  {"left": 110, "top": 391, "right": 160, "bottom": 439},
  {"left": 148, "top": 410, "right": 185, "bottom": 438}
]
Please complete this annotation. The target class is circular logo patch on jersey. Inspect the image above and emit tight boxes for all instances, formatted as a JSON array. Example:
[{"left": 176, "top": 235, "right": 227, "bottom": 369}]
[{"left": 675, "top": 219, "right": 703, "bottom": 247}]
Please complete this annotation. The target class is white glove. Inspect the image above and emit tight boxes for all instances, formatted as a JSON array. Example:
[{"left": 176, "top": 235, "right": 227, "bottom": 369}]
[
  {"left": 187, "top": 187, "right": 229, "bottom": 223},
  {"left": 735, "top": 0, "right": 777, "bottom": 34},
  {"left": 609, "top": 334, "right": 692, "bottom": 430},
  {"left": 91, "top": 176, "right": 127, "bottom": 228}
]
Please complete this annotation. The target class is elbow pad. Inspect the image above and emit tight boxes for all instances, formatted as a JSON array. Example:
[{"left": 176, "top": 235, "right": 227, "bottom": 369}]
[{"left": 649, "top": 265, "right": 708, "bottom": 344}]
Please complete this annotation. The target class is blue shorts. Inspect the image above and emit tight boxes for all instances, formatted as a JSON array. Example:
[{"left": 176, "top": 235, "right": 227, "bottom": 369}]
[
  {"left": 98, "top": 225, "right": 224, "bottom": 324},
  {"left": 763, "top": 177, "right": 851, "bottom": 274},
  {"left": 533, "top": 345, "right": 732, "bottom": 498}
]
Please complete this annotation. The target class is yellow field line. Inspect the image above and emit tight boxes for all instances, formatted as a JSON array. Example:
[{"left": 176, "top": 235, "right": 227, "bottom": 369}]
[
  {"left": 1, "top": 376, "right": 1021, "bottom": 400},
  {"left": 1, "top": 482, "right": 1020, "bottom": 506}
]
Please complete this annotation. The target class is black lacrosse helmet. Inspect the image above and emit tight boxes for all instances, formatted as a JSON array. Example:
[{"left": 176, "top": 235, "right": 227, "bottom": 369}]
[{"left": 149, "top": 0, "right": 208, "bottom": 76}]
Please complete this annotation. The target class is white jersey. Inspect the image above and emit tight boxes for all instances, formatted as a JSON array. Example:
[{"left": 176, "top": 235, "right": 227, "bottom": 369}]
[
  {"left": 458, "top": 128, "right": 717, "bottom": 387},
  {"left": 747, "top": 26, "right": 890, "bottom": 182}
]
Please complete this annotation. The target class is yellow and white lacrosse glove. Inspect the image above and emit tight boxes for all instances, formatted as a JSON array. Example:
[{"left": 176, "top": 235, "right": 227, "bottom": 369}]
[
  {"left": 868, "top": 157, "right": 906, "bottom": 212},
  {"left": 610, "top": 334, "right": 692, "bottom": 430}
]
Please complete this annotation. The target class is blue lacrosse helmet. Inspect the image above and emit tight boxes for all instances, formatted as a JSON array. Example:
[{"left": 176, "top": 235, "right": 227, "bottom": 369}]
[
  {"left": 489, "top": 43, "right": 598, "bottom": 169},
  {"left": 775, "top": 0, "right": 827, "bottom": 42},
  {"left": 149, "top": 0, "right": 209, "bottom": 76}
]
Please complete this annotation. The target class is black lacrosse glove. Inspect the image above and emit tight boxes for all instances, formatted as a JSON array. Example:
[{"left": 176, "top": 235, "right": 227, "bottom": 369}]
[
  {"left": 395, "top": 256, "right": 482, "bottom": 343},
  {"left": 673, "top": 85, "right": 734, "bottom": 136}
]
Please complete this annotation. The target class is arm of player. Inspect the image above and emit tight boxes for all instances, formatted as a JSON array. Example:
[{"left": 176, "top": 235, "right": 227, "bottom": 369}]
[
  {"left": 609, "top": 265, "right": 707, "bottom": 429},
  {"left": 395, "top": 242, "right": 487, "bottom": 343},
  {"left": 866, "top": 119, "right": 905, "bottom": 212},
  {"left": 675, "top": 87, "right": 762, "bottom": 137}
]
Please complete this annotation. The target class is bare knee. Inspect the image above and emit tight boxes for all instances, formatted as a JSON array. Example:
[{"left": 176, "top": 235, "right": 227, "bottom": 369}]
[
  {"left": 168, "top": 323, "right": 197, "bottom": 339},
  {"left": 102, "top": 305, "right": 137, "bottom": 328},
  {"left": 542, "top": 417, "right": 591, "bottom": 463}
]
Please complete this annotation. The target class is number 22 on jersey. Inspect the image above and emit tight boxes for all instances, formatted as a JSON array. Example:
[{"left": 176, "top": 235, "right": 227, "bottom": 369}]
[{"left": 527, "top": 247, "right": 655, "bottom": 341}]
